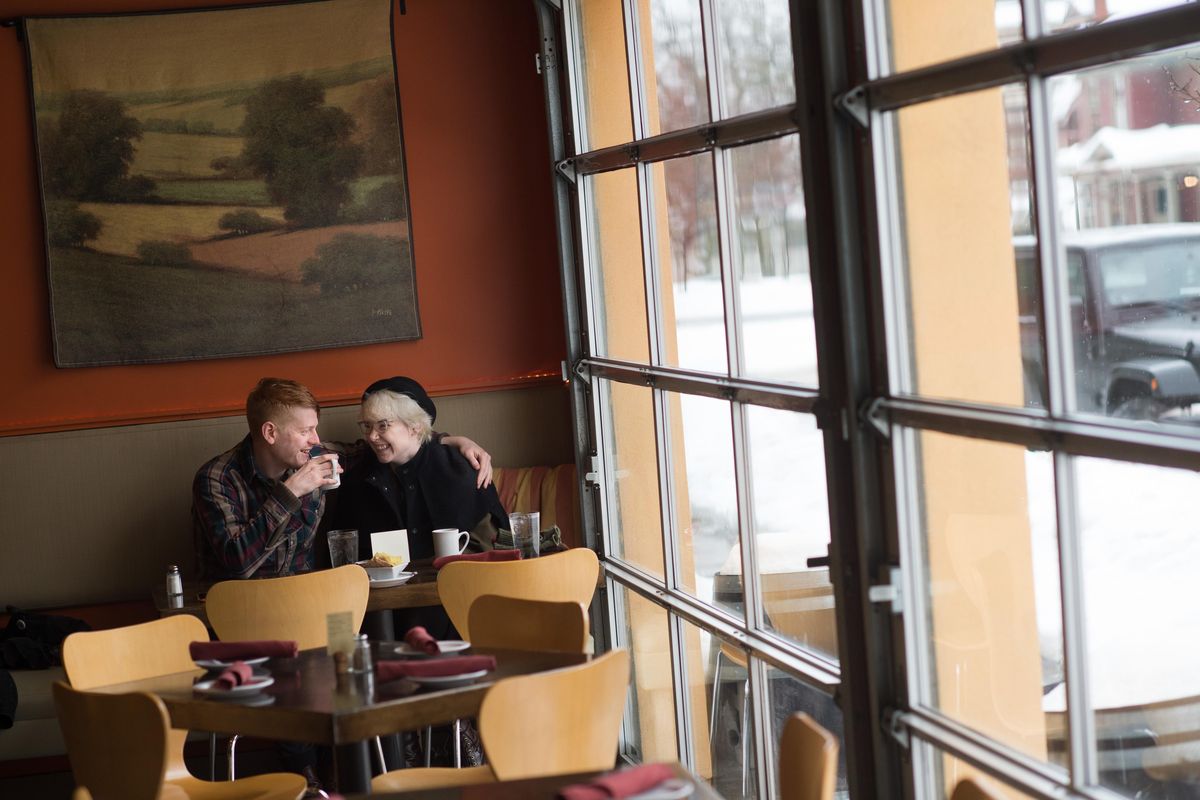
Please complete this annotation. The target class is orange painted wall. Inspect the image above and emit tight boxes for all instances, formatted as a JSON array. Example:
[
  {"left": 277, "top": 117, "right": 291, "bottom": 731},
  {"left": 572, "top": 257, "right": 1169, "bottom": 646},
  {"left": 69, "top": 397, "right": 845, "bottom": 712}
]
[{"left": 0, "top": 0, "right": 565, "bottom": 435}]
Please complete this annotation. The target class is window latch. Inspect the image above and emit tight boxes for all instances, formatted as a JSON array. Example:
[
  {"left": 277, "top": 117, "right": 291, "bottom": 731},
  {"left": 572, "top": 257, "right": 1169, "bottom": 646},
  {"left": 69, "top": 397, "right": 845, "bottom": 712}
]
[
  {"left": 867, "top": 566, "right": 903, "bottom": 614},
  {"left": 584, "top": 455, "right": 602, "bottom": 488}
]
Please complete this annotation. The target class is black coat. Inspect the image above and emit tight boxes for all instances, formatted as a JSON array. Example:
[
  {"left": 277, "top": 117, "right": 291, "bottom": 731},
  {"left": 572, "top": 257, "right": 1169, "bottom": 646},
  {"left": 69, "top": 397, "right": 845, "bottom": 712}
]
[{"left": 332, "top": 440, "right": 509, "bottom": 561}]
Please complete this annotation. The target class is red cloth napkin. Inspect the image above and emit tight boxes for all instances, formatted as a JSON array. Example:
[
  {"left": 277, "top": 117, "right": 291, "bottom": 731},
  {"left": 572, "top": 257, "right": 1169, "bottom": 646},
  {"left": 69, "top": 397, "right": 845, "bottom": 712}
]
[
  {"left": 189, "top": 640, "right": 298, "bottom": 661},
  {"left": 404, "top": 626, "right": 440, "bottom": 654},
  {"left": 432, "top": 549, "right": 522, "bottom": 570},
  {"left": 375, "top": 655, "right": 497, "bottom": 682},
  {"left": 557, "top": 764, "right": 678, "bottom": 800},
  {"left": 213, "top": 662, "right": 254, "bottom": 690}
]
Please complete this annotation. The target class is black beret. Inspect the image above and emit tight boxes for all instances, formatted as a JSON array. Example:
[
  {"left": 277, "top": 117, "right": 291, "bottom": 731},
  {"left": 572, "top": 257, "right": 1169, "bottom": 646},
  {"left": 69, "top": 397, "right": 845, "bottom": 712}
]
[{"left": 361, "top": 376, "right": 437, "bottom": 424}]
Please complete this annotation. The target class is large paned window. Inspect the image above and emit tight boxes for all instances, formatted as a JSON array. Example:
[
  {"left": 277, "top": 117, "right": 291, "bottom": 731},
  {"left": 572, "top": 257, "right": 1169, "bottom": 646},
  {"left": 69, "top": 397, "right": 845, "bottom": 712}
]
[
  {"left": 559, "top": 1, "right": 843, "bottom": 798},
  {"left": 870, "top": 2, "right": 1200, "bottom": 799}
]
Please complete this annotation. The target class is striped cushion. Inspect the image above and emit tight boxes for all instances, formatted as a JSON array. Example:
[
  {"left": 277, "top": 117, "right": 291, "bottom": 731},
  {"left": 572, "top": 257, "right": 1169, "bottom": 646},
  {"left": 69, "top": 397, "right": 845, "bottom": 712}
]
[{"left": 493, "top": 463, "right": 582, "bottom": 549}]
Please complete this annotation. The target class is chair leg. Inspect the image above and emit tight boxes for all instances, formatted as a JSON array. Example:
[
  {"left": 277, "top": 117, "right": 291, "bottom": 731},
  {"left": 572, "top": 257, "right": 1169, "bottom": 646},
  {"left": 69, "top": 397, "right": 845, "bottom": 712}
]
[
  {"left": 373, "top": 736, "right": 387, "bottom": 774},
  {"left": 226, "top": 733, "right": 239, "bottom": 781},
  {"left": 453, "top": 719, "right": 462, "bottom": 768},
  {"left": 424, "top": 726, "right": 433, "bottom": 767},
  {"left": 709, "top": 648, "right": 724, "bottom": 749},
  {"left": 208, "top": 733, "right": 218, "bottom": 780},
  {"left": 740, "top": 678, "right": 750, "bottom": 798}
]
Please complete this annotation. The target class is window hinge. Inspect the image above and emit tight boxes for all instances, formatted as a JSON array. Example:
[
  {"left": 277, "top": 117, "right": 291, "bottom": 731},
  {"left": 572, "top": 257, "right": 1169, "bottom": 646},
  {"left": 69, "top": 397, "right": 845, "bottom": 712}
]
[
  {"left": 584, "top": 455, "right": 603, "bottom": 487},
  {"left": 535, "top": 52, "right": 541, "bottom": 75},
  {"left": 883, "top": 708, "right": 911, "bottom": 750},
  {"left": 572, "top": 358, "right": 591, "bottom": 384},
  {"left": 836, "top": 84, "right": 869, "bottom": 129},
  {"left": 860, "top": 396, "right": 889, "bottom": 440},
  {"left": 556, "top": 158, "right": 577, "bottom": 184},
  {"left": 867, "top": 566, "right": 903, "bottom": 614}
]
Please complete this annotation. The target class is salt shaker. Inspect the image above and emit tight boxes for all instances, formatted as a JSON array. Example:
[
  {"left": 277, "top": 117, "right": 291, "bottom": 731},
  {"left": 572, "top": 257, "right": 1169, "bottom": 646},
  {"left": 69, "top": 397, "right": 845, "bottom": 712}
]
[
  {"left": 349, "top": 634, "right": 373, "bottom": 674},
  {"left": 165, "top": 565, "right": 183, "bottom": 598}
]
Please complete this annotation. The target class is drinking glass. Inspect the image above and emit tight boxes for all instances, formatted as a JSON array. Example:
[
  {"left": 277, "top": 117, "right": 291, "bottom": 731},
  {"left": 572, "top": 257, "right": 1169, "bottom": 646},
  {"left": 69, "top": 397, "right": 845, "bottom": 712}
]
[
  {"left": 327, "top": 529, "right": 359, "bottom": 568},
  {"left": 510, "top": 512, "right": 540, "bottom": 559}
]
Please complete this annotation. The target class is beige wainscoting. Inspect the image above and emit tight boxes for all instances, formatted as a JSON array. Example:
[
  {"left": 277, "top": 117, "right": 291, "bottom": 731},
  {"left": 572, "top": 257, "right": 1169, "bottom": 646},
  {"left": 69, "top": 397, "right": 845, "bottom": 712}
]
[{"left": 0, "top": 383, "right": 574, "bottom": 609}]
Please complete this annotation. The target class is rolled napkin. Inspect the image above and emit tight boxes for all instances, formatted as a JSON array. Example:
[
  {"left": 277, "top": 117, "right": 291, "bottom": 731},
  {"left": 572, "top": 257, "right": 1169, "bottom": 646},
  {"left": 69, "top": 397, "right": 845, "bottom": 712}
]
[
  {"left": 557, "top": 763, "right": 678, "bottom": 800},
  {"left": 189, "top": 640, "right": 299, "bottom": 661},
  {"left": 404, "top": 625, "right": 440, "bottom": 654},
  {"left": 212, "top": 661, "right": 254, "bottom": 690},
  {"left": 375, "top": 655, "right": 497, "bottom": 682},
  {"left": 432, "top": 549, "right": 522, "bottom": 570}
]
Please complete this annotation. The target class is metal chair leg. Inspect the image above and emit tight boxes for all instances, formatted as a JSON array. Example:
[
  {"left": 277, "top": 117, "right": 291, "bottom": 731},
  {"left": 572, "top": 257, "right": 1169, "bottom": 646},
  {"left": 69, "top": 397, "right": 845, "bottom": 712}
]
[
  {"left": 740, "top": 678, "right": 750, "bottom": 798},
  {"left": 226, "top": 733, "right": 239, "bottom": 781},
  {"left": 453, "top": 718, "right": 462, "bottom": 768},
  {"left": 423, "top": 725, "right": 433, "bottom": 767},
  {"left": 373, "top": 736, "right": 387, "bottom": 774},
  {"left": 208, "top": 733, "right": 218, "bottom": 780},
  {"left": 709, "top": 648, "right": 724, "bottom": 748}
]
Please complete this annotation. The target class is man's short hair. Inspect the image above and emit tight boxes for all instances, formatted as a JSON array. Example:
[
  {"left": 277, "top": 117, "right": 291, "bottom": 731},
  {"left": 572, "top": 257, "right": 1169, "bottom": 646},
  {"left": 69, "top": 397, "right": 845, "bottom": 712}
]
[{"left": 246, "top": 378, "right": 320, "bottom": 436}]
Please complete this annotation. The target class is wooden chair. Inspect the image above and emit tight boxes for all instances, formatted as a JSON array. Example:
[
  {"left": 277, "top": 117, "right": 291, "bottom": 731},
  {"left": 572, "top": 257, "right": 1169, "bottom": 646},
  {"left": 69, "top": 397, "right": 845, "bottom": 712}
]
[
  {"left": 466, "top": 595, "right": 589, "bottom": 653},
  {"left": 53, "top": 681, "right": 305, "bottom": 800},
  {"left": 437, "top": 548, "right": 600, "bottom": 639},
  {"left": 372, "top": 648, "right": 630, "bottom": 793},
  {"left": 951, "top": 775, "right": 1007, "bottom": 800},
  {"left": 204, "top": 564, "right": 370, "bottom": 778},
  {"left": 204, "top": 564, "right": 370, "bottom": 649},
  {"left": 779, "top": 712, "right": 838, "bottom": 800}
]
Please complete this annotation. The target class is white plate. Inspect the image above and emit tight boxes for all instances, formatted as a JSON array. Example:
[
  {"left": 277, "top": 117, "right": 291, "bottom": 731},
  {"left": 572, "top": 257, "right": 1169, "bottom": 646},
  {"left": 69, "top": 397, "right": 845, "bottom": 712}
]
[
  {"left": 405, "top": 669, "right": 488, "bottom": 689},
  {"left": 192, "top": 675, "right": 275, "bottom": 698},
  {"left": 368, "top": 572, "right": 416, "bottom": 589},
  {"left": 194, "top": 656, "right": 270, "bottom": 670},
  {"left": 392, "top": 640, "right": 471, "bottom": 657},
  {"left": 628, "top": 778, "right": 694, "bottom": 800}
]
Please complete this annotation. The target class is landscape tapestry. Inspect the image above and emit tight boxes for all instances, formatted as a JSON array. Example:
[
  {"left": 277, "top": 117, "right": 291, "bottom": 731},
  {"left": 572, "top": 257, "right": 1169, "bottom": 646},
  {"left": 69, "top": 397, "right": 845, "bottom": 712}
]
[{"left": 24, "top": 0, "right": 420, "bottom": 367}]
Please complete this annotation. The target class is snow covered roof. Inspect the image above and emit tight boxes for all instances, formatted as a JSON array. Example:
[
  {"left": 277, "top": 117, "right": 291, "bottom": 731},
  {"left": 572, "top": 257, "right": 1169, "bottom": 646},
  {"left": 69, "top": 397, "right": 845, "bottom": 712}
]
[{"left": 1057, "top": 124, "right": 1200, "bottom": 174}]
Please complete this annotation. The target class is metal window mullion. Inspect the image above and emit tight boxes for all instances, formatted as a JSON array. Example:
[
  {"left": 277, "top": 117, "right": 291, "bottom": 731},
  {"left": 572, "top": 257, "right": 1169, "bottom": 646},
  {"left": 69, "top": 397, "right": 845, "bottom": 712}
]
[
  {"left": 714, "top": 145, "right": 746, "bottom": 378},
  {"left": 1020, "top": 0, "right": 1045, "bottom": 41},
  {"left": 606, "top": 575, "right": 639, "bottom": 756},
  {"left": 1053, "top": 452, "right": 1098, "bottom": 787},
  {"left": 580, "top": 357, "right": 822, "bottom": 411},
  {"left": 748, "top": 654, "right": 773, "bottom": 799},
  {"left": 697, "top": 0, "right": 723, "bottom": 122},
  {"left": 894, "top": 425, "right": 933, "bottom": 707},
  {"left": 862, "top": 0, "right": 889, "bottom": 81},
  {"left": 637, "top": 163, "right": 664, "bottom": 367},
  {"left": 561, "top": 0, "right": 590, "bottom": 153},
  {"left": 654, "top": 387, "right": 683, "bottom": 594},
  {"left": 873, "top": 108, "right": 912, "bottom": 395},
  {"left": 622, "top": 0, "right": 648, "bottom": 142},
  {"left": 667, "top": 609, "right": 695, "bottom": 770}
]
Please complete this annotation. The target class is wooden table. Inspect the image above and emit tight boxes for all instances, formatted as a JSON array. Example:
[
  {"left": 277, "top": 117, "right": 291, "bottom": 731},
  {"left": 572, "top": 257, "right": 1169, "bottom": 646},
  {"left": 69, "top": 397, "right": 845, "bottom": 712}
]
[
  {"left": 88, "top": 645, "right": 587, "bottom": 794},
  {"left": 153, "top": 567, "right": 443, "bottom": 627},
  {"left": 350, "top": 762, "right": 725, "bottom": 799}
]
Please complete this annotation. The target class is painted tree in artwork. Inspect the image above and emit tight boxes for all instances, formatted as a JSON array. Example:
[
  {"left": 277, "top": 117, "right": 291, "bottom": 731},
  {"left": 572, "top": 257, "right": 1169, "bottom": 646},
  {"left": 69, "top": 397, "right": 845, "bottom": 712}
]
[
  {"left": 240, "top": 75, "right": 363, "bottom": 227},
  {"left": 39, "top": 89, "right": 151, "bottom": 202}
]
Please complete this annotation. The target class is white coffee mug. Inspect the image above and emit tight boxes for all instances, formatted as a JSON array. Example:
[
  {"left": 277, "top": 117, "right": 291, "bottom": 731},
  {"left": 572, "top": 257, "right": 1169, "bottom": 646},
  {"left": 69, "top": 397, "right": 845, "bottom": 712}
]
[
  {"left": 432, "top": 528, "right": 469, "bottom": 559},
  {"left": 327, "top": 454, "right": 341, "bottom": 488}
]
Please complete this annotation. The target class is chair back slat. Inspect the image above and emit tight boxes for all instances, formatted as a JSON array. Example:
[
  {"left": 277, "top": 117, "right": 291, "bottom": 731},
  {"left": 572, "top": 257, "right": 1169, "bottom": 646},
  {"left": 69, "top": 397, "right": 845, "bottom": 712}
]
[
  {"left": 467, "top": 596, "right": 588, "bottom": 653},
  {"left": 779, "top": 712, "right": 838, "bottom": 800}
]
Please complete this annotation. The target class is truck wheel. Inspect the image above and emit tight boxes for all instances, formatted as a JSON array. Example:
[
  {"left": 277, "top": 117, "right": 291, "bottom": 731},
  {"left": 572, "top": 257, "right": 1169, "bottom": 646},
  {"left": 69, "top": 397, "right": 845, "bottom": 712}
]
[{"left": 1110, "top": 392, "right": 1169, "bottom": 420}]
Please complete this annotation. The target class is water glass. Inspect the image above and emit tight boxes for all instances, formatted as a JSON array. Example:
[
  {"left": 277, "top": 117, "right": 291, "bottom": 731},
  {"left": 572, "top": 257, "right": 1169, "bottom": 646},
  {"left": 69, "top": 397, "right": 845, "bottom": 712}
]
[
  {"left": 327, "top": 529, "right": 359, "bottom": 568},
  {"left": 510, "top": 512, "right": 540, "bottom": 559}
]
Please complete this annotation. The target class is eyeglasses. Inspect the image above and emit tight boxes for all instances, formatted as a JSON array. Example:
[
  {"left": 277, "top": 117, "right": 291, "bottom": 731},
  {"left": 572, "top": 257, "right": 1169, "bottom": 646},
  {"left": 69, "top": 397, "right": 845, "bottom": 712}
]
[{"left": 357, "top": 419, "right": 396, "bottom": 435}]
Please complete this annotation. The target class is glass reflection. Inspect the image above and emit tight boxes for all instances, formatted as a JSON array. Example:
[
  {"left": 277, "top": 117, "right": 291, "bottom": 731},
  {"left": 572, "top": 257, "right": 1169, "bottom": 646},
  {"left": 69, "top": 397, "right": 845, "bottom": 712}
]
[
  {"left": 644, "top": 0, "right": 709, "bottom": 135},
  {"left": 576, "top": 0, "right": 634, "bottom": 151},
  {"left": 884, "top": 2, "right": 1024, "bottom": 76},
  {"left": 729, "top": 135, "right": 817, "bottom": 385},
  {"left": 1051, "top": 46, "right": 1200, "bottom": 426},
  {"left": 745, "top": 407, "right": 835, "bottom": 660},
  {"left": 654, "top": 154, "right": 725, "bottom": 373},
  {"left": 765, "top": 666, "right": 846, "bottom": 797},
  {"left": 915, "top": 432, "right": 1065, "bottom": 764},
  {"left": 715, "top": 0, "right": 794, "bottom": 118},
  {"left": 665, "top": 392, "right": 740, "bottom": 617},
  {"left": 602, "top": 380, "right": 665, "bottom": 578},
  {"left": 589, "top": 169, "right": 650, "bottom": 363},
  {"left": 1042, "top": 0, "right": 1192, "bottom": 35},
  {"left": 1074, "top": 457, "right": 1200, "bottom": 798},
  {"left": 692, "top": 624, "right": 759, "bottom": 800}
]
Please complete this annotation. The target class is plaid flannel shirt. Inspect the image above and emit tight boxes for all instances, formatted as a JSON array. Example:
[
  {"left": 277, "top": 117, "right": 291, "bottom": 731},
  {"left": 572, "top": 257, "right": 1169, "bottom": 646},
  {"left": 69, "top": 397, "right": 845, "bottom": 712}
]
[{"left": 192, "top": 435, "right": 324, "bottom": 579}]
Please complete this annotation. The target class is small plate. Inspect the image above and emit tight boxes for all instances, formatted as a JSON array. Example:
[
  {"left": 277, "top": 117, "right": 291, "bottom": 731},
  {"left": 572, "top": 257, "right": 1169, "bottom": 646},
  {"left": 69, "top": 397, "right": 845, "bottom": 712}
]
[
  {"left": 628, "top": 778, "right": 694, "bottom": 800},
  {"left": 406, "top": 669, "right": 488, "bottom": 689},
  {"left": 194, "top": 656, "right": 270, "bottom": 670},
  {"left": 368, "top": 572, "right": 416, "bottom": 589},
  {"left": 392, "top": 640, "right": 471, "bottom": 657},
  {"left": 192, "top": 675, "right": 275, "bottom": 698}
]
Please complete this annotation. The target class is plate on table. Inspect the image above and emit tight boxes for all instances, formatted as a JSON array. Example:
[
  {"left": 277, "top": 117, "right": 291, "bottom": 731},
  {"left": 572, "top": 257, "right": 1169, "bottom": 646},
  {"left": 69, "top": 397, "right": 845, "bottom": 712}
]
[
  {"left": 194, "top": 656, "right": 270, "bottom": 670},
  {"left": 368, "top": 572, "right": 416, "bottom": 589},
  {"left": 405, "top": 669, "right": 488, "bottom": 689},
  {"left": 392, "top": 639, "right": 471, "bottom": 657},
  {"left": 628, "top": 778, "right": 694, "bottom": 800},
  {"left": 192, "top": 675, "right": 275, "bottom": 698}
]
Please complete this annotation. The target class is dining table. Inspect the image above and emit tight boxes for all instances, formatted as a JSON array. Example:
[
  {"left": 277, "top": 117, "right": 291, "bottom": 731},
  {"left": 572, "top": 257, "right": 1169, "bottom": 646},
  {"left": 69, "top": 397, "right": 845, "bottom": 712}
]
[
  {"left": 346, "top": 761, "right": 725, "bottom": 799},
  {"left": 86, "top": 643, "right": 588, "bottom": 794}
]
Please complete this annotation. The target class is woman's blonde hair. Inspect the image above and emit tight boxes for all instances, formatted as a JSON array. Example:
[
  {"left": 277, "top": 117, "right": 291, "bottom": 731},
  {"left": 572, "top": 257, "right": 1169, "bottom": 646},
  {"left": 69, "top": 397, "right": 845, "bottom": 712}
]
[{"left": 360, "top": 389, "right": 433, "bottom": 444}]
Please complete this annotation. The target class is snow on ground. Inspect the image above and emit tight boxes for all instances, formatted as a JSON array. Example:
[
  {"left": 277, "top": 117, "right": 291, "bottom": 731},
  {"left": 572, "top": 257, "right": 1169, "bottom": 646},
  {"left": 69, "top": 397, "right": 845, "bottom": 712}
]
[{"left": 672, "top": 273, "right": 1200, "bottom": 709}]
